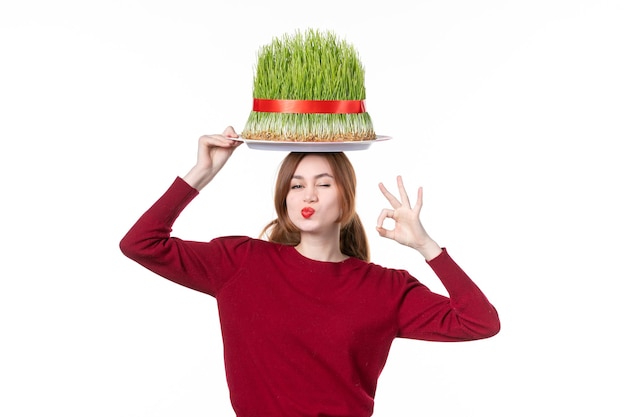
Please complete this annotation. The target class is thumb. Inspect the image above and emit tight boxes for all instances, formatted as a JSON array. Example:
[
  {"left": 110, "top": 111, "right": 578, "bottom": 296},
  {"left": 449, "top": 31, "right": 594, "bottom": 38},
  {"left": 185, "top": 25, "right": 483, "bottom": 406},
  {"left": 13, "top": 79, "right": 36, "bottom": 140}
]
[
  {"left": 376, "top": 225, "right": 394, "bottom": 240},
  {"left": 223, "top": 125, "right": 239, "bottom": 138}
]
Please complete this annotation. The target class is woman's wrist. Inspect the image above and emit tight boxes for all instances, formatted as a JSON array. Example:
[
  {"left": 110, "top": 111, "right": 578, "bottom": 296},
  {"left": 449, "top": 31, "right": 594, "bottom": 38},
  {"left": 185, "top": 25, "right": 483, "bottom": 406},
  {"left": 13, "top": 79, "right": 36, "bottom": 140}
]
[
  {"left": 413, "top": 238, "right": 442, "bottom": 261},
  {"left": 182, "top": 165, "right": 215, "bottom": 191}
]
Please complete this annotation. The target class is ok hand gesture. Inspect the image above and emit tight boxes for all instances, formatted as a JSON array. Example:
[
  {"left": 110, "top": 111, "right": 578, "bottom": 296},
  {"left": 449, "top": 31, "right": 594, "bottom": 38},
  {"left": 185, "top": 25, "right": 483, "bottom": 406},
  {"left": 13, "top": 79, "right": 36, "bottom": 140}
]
[{"left": 376, "top": 176, "right": 442, "bottom": 261}]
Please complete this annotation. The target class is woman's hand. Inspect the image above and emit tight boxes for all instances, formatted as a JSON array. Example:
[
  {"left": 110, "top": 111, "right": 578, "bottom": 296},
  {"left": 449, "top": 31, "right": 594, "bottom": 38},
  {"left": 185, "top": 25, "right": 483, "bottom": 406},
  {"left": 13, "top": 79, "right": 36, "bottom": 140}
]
[
  {"left": 183, "top": 126, "right": 242, "bottom": 190},
  {"left": 376, "top": 176, "right": 442, "bottom": 261}
]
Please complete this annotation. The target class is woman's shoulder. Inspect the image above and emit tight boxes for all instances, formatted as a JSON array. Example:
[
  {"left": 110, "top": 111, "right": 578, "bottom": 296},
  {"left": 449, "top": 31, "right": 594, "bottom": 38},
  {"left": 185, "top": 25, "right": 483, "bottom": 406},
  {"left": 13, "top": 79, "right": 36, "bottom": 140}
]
[
  {"left": 212, "top": 235, "right": 290, "bottom": 255},
  {"left": 218, "top": 237, "right": 304, "bottom": 272},
  {"left": 356, "top": 259, "right": 420, "bottom": 286},
  {"left": 358, "top": 258, "right": 406, "bottom": 274}
]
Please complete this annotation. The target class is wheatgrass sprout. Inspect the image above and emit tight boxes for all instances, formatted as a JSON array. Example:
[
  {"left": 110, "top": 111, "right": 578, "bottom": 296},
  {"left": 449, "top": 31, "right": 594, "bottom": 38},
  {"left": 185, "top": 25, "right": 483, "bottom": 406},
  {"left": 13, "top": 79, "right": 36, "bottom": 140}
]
[{"left": 242, "top": 29, "right": 376, "bottom": 142}]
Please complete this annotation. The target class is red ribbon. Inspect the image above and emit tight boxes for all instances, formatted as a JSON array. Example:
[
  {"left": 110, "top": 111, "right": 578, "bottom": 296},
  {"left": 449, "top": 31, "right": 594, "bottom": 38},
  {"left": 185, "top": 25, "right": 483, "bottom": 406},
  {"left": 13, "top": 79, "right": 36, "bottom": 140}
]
[{"left": 253, "top": 98, "right": 366, "bottom": 114}]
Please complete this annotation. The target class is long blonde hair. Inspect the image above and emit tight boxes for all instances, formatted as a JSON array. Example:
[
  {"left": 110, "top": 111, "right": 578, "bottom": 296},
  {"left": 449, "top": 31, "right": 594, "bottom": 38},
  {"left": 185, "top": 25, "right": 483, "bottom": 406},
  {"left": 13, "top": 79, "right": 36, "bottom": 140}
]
[{"left": 261, "top": 152, "right": 370, "bottom": 262}]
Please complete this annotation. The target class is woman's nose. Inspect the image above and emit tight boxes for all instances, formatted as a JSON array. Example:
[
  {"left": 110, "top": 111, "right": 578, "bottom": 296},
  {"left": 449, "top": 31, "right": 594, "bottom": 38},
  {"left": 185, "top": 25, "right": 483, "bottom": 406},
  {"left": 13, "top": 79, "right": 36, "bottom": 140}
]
[{"left": 304, "top": 190, "right": 318, "bottom": 203}]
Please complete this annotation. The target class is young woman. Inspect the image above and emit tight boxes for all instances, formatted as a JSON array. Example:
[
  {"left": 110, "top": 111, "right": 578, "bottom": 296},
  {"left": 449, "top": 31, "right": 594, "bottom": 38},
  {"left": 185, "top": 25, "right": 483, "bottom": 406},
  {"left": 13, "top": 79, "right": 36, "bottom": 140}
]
[{"left": 120, "top": 126, "right": 500, "bottom": 417}]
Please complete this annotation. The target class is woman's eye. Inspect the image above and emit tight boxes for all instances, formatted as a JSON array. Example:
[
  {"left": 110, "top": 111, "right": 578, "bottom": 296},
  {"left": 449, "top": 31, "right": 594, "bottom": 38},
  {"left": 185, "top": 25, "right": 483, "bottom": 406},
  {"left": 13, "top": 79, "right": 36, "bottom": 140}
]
[
  {"left": 291, "top": 184, "right": 303, "bottom": 189},
  {"left": 317, "top": 184, "right": 331, "bottom": 187}
]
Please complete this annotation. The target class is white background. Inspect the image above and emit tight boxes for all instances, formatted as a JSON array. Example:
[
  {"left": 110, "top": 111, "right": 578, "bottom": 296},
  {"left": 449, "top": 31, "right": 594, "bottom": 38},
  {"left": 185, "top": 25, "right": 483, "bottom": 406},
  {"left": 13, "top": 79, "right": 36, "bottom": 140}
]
[{"left": 1, "top": 1, "right": 624, "bottom": 416}]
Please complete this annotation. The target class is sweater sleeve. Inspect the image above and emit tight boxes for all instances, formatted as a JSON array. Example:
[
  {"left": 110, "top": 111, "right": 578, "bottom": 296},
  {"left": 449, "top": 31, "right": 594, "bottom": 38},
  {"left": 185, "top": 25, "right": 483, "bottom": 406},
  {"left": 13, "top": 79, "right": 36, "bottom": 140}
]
[
  {"left": 396, "top": 248, "right": 500, "bottom": 341},
  {"left": 119, "top": 177, "right": 249, "bottom": 296}
]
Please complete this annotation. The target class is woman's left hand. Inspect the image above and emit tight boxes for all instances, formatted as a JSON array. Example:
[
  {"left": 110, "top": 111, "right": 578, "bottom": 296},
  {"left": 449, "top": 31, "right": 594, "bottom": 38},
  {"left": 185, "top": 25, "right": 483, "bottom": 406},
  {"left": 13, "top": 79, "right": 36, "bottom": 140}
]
[{"left": 377, "top": 176, "right": 442, "bottom": 260}]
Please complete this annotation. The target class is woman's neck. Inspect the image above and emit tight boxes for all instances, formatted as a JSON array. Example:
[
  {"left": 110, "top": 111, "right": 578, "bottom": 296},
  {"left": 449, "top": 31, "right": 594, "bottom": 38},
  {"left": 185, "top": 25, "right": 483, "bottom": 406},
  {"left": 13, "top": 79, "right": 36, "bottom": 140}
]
[{"left": 295, "top": 233, "right": 348, "bottom": 263}]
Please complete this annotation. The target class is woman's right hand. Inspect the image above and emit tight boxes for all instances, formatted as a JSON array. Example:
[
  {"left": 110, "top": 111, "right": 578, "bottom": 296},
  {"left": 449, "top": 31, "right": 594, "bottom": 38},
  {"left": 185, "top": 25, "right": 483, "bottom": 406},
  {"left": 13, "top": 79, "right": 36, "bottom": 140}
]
[{"left": 183, "top": 126, "right": 242, "bottom": 190}]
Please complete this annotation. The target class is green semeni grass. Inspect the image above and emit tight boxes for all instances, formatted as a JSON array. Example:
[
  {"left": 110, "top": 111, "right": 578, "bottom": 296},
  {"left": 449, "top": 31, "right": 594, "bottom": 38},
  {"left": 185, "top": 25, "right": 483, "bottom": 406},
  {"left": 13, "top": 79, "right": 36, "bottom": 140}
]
[{"left": 242, "top": 29, "right": 376, "bottom": 142}]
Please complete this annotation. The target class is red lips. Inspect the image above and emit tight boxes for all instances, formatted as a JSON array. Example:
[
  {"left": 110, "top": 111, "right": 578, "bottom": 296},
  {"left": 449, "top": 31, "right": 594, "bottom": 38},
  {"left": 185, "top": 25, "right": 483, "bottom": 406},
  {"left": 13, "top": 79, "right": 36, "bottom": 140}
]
[{"left": 301, "top": 207, "right": 315, "bottom": 218}]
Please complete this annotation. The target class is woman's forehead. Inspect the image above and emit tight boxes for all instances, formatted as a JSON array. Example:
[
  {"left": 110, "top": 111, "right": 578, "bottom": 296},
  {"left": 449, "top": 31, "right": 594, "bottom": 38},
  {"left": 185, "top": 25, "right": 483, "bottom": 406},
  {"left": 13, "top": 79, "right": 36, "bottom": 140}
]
[{"left": 293, "top": 155, "right": 334, "bottom": 176}]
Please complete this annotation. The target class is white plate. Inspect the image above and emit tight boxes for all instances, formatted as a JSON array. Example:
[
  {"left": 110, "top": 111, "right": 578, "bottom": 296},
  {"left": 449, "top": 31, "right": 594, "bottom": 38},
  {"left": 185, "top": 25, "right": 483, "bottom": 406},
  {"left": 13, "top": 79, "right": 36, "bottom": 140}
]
[{"left": 235, "top": 135, "right": 391, "bottom": 152}]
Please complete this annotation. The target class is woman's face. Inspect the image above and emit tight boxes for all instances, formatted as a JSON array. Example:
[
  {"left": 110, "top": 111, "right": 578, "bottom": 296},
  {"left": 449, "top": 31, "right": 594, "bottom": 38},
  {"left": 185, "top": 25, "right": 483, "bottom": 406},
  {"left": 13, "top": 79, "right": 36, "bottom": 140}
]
[{"left": 286, "top": 154, "right": 343, "bottom": 235}]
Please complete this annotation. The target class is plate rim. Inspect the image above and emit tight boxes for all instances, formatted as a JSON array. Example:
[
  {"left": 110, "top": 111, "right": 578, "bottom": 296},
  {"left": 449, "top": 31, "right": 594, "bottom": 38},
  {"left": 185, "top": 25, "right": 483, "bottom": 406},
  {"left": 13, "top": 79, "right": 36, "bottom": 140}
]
[
  {"left": 231, "top": 135, "right": 392, "bottom": 147},
  {"left": 235, "top": 135, "right": 391, "bottom": 145},
  {"left": 234, "top": 135, "right": 391, "bottom": 152}
]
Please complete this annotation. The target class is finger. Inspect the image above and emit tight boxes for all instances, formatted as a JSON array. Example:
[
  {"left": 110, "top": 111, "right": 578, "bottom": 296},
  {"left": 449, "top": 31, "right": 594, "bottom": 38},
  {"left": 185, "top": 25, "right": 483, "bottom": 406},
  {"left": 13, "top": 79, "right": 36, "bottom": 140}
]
[
  {"left": 376, "top": 209, "right": 396, "bottom": 240},
  {"left": 396, "top": 175, "right": 411, "bottom": 207},
  {"left": 376, "top": 208, "right": 395, "bottom": 229},
  {"left": 378, "top": 182, "right": 401, "bottom": 209},
  {"left": 414, "top": 186, "right": 424, "bottom": 213},
  {"left": 223, "top": 125, "right": 240, "bottom": 139},
  {"left": 376, "top": 226, "right": 394, "bottom": 239},
  {"left": 200, "top": 134, "right": 238, "bottom": 148}
]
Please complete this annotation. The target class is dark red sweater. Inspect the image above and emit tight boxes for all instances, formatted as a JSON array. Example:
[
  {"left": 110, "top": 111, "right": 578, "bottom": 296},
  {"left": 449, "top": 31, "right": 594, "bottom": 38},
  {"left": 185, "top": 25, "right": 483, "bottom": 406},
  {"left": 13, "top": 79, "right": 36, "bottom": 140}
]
[{"left": 120, "top": 177, "right": 500, "bottom": 417}]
